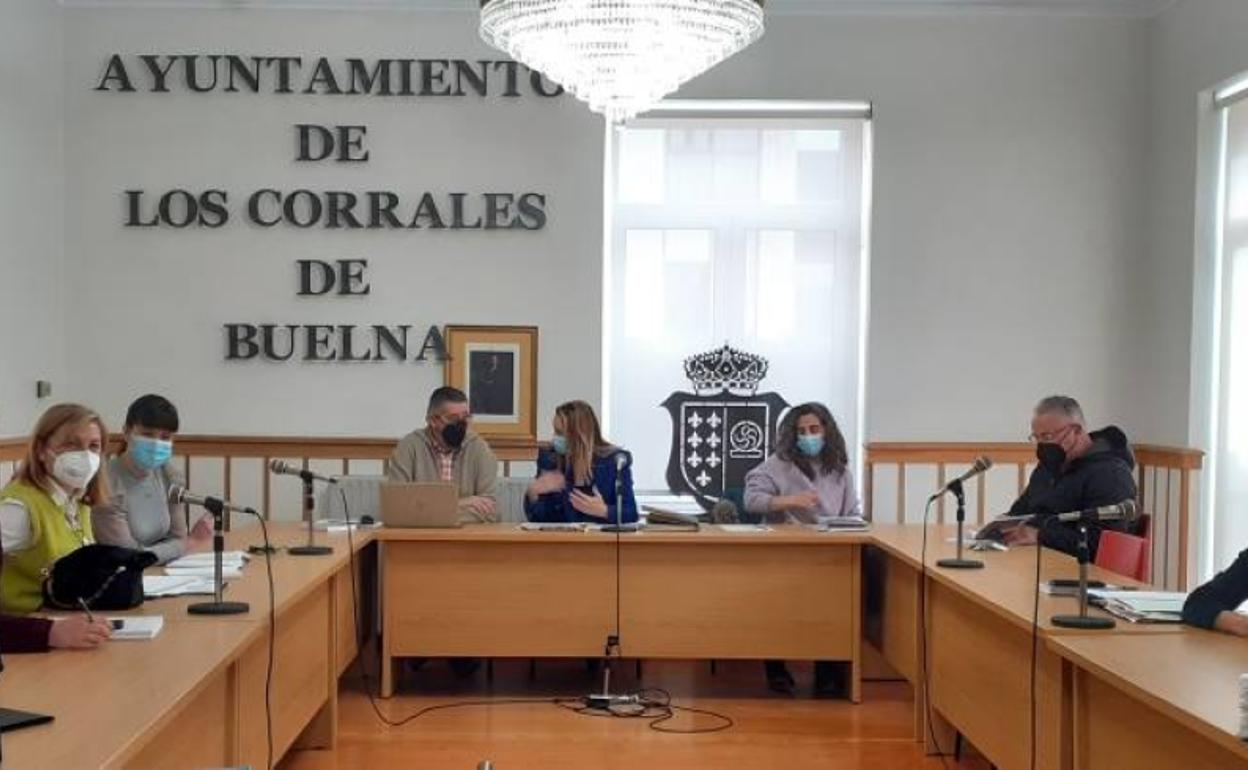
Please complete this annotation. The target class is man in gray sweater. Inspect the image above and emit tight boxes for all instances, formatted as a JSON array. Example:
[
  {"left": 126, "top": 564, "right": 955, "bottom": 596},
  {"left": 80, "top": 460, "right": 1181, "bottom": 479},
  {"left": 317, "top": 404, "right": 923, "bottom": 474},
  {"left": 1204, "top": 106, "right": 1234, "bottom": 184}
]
[
  {"left": 388, "top": 386, "right": 499, "bottom": 680},
  {"left": 387, "top": 385, "right": 499, "bottom": 522}
]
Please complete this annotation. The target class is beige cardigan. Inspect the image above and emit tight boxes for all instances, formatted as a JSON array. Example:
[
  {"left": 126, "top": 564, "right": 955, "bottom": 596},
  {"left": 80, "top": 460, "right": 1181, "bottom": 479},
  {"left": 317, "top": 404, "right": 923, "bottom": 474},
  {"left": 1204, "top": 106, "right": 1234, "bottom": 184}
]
[{"left": 386, "top": 428, "right": 499, "bottom": 522}]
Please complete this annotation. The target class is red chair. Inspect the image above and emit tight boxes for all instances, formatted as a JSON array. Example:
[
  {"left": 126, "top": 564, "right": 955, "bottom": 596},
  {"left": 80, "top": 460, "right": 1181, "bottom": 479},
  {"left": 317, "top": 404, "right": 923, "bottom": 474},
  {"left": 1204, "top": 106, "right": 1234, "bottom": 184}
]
[{"left": 1095, "top": 530, "right": 1151, "bottom": 583}]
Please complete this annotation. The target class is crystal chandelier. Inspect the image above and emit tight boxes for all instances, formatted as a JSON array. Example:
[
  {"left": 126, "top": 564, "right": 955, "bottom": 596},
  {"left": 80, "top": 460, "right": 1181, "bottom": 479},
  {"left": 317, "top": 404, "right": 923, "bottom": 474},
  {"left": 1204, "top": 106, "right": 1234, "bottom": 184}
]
[{"left": 479, "top": 0, "right": 765, "bottom": 124}]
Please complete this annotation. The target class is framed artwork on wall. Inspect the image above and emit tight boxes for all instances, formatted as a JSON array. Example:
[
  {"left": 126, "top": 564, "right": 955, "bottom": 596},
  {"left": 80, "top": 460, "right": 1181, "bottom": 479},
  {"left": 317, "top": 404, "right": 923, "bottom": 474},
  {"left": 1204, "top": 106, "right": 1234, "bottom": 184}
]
[{"left": 443, "top": 325, "right": 538, "bottom": 443}]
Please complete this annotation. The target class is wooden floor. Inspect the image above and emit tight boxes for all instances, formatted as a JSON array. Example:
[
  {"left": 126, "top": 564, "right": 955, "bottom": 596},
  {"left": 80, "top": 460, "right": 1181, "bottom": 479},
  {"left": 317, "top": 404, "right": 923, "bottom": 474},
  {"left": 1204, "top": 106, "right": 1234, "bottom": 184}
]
[{"left": 280, "top": 658, "right": 992, "bottom": 770}]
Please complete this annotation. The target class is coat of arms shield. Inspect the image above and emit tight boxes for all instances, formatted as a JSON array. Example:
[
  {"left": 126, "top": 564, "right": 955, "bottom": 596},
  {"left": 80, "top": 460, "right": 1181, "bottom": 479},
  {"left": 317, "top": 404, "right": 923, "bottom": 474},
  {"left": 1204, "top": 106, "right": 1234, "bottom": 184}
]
[{"left": 661, "top": 345, "right": 789, "bottom": 511}]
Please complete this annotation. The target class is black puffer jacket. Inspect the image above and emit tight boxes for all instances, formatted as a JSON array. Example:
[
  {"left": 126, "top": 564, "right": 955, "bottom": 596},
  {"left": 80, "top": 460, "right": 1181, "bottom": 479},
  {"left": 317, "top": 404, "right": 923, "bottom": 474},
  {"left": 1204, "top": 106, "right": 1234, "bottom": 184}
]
[{"left": 1007, "top": 426, "right": 1138, "bottom": 559}]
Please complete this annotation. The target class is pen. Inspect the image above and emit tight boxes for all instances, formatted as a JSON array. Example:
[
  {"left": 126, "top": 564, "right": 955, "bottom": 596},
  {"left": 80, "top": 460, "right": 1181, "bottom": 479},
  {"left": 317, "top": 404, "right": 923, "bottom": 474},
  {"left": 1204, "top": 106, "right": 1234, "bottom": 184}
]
[{"left": 77, "top": 597, "right": 96, "bottom": 623}]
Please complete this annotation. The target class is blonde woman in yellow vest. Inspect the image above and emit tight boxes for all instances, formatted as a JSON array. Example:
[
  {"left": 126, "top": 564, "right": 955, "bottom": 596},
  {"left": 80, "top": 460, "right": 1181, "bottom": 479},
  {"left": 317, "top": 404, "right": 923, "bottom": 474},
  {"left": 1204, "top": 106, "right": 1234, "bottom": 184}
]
[{"left": 0, "top": 403, "right": 114, "bottom": 648}]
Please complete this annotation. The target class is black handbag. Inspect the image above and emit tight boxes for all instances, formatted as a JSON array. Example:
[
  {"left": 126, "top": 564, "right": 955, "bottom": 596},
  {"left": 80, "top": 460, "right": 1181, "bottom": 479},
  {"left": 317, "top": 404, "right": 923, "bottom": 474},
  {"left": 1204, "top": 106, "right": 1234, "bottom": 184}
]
[{"left": 42, "top": 544, "right": 157, "bottom": 611}]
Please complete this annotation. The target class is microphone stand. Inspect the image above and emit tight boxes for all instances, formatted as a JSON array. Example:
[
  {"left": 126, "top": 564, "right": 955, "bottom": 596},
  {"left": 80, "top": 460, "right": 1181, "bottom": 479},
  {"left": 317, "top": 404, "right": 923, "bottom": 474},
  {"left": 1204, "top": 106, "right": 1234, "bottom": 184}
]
[
  {"left": 188, "top": 497, "right": 250, "bottom": 615},
  {"left": 936, "top": 480, "right": 983, "bottom": 570},
  {"left": 288, "top": 475, "right": 332, "bottom": 556},
  {"left": 1051, "top": 524, "right": 1115, "bottom": 630},
  {"left": 585, "top": 457, "right": 633, "bottom": 709}
]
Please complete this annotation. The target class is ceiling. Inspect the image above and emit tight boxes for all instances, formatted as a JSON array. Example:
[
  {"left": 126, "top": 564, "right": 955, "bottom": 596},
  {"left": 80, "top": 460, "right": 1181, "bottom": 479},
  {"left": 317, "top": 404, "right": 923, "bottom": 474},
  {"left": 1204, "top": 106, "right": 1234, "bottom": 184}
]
[{"left": 61, "top": 0, "right": 1178, "bottom": 18}]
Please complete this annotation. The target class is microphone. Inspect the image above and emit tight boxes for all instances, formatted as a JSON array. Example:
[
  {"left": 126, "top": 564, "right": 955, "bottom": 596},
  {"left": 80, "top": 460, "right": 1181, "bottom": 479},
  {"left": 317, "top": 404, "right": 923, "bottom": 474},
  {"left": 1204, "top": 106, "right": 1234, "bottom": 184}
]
[
  {"left": 1049, "top": 500, "right": 1138, "bottom": 524},
  {"left": 269, "top": 459, "right": 338, "bottom": 485},
  {"left": 936, "top": 456, "right": 994, "bottom": 493},
  {"left": 709, "top": 498, "right": 740, "bottom": 524},
  {"left": 169, "top": 485, "right": 257, "bottom": 516}
]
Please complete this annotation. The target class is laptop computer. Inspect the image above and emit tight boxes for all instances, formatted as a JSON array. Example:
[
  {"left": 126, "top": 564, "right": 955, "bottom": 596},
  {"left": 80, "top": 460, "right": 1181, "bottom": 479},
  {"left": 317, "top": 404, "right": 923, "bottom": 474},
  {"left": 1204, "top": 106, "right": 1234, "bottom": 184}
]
[{"left": 379, "top": 483, "right": 461, "bottom": 528}]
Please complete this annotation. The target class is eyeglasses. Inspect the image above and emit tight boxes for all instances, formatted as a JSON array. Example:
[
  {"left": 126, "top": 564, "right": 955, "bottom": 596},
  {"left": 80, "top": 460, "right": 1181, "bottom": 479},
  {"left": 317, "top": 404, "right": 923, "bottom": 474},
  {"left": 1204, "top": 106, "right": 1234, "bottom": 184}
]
[{"left": 1028, "top": 423, "right": 1075, "bottom": 444}]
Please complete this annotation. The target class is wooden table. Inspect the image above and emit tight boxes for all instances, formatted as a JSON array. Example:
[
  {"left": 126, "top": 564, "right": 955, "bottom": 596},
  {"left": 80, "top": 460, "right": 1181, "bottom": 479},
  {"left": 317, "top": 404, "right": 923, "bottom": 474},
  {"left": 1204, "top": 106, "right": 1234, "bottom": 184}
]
[
  {"left": 0, "top": 523, "right": 374, "bottom": 770},
  {"left": 4, "top": 518, "right": 1225, "bottom": 770},
  {"left": 867, "top": 524, "right": 1185, "bottom": 770},
  {"left": 377, "top": 524, "right": 869, "bottom": 701},
  {"left": 1050, "top": 632, "right": 1248, "bottom": 770}
]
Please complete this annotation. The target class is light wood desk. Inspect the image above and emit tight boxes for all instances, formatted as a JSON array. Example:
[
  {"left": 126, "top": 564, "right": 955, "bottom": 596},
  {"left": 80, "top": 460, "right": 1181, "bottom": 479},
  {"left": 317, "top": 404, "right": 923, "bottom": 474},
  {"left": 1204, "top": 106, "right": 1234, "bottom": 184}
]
[
  {"left": 867, "top": 524, "right": 1183, "bottom": 770},
  {"left": 1050, "top": 632, "right": 1248, "bottom": 770},
  {"left": 377, "top": 525, "right": 869, "bottom": 701},
  {"left": 0, "top": 523, "right": 375, "bottom": 770}
]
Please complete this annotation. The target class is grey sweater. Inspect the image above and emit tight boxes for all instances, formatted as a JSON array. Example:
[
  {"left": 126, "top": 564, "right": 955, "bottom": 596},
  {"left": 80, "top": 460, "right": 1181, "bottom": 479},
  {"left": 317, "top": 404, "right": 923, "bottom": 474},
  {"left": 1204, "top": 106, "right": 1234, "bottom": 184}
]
[
  {"left": 92, "top": 457, "right": 190, "bottom": 565},
  {"left": 386, "top": 428, "right": 500, "bottom": 523},
  {"left": 744, "top": 454, "right": 861, "bottom": 524}
]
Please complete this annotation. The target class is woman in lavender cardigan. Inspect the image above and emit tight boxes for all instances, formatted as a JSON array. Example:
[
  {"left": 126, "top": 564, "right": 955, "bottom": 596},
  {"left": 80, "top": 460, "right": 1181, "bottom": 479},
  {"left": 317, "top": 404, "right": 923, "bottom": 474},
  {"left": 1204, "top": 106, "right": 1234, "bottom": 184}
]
[{"left": 744, "top": 402, "right": 860, "bottom": 697}]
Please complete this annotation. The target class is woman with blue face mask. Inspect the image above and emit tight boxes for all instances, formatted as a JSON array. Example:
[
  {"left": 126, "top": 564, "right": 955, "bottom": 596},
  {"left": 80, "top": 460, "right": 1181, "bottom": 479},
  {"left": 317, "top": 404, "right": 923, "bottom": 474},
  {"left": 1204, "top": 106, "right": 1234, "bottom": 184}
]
[
  {"left": 743, "top": 402, "right": 860, "bottom": 698},
  {"left": 524, "top": 400, "right": 638, "bottom": 525},
  {"left": 92, "top": 394, "right": 207, "bottom": 565}
]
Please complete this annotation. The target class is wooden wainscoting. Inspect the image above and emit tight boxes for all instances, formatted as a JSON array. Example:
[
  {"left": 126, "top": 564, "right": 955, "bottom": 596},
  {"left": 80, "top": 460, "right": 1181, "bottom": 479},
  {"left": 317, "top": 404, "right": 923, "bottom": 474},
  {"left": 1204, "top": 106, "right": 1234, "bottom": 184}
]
[
  {"left": 170, "top": 434, "right": 539, "bottom": 525},
  {"left": 0, "top": 434, "right": 538, "bottom": 526},
  {"left": 864, "top": 442, "right": 1204, "bottom": 589},
  {"left": 2, "top": 434, "right": 1204, "bottom": 588}
]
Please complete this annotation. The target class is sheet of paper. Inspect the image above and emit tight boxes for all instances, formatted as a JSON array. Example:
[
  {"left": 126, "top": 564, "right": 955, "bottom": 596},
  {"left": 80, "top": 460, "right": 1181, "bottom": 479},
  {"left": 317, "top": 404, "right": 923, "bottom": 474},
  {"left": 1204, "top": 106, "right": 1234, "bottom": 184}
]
[{"left": 108, "top": 615, "right": 164, "bottom": 640}]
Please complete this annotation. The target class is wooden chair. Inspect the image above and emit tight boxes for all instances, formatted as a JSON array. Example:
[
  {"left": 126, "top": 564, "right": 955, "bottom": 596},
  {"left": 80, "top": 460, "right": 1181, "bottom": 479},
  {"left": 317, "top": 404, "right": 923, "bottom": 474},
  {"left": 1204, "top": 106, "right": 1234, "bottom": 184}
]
[{"left": 1095, "top": 530, "right": 1151, "bottom": 583}]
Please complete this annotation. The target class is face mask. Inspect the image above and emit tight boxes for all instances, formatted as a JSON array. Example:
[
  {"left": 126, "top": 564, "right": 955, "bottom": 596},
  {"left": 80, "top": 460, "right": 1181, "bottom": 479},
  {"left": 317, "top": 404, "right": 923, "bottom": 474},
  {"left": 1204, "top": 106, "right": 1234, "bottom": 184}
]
[
  {"left": 1036, "top": 443, "right": 1067, "bottom": 474},
  {"left": 551, "top": 435, "right": 569, "bottom": 455},
  {"left": 51, "top": 449, "right": 101, "bottom": 490},
  {"left": 441, "top": 420, "right": 467, "bottom": 450},
  {"left": 130, "top": 436, "right": 173, "bottom": 470},
  {"left": 796, "top": 435, "right": 825, "bottom": 457}
]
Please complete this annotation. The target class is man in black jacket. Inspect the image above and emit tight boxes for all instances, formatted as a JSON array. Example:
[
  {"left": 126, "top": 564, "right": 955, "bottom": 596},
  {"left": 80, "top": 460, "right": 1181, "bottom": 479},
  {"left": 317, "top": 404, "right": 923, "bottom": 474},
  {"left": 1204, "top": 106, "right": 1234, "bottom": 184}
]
[{"left": 1002, "top": 396, "right": 1138, "bottom": 559}]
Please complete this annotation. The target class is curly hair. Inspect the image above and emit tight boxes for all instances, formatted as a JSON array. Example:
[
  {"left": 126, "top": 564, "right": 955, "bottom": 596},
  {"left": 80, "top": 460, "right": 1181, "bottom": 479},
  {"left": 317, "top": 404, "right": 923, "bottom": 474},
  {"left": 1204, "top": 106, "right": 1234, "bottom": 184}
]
[{"left": 775, "top": 402, "right": 848, "bottom": 481}]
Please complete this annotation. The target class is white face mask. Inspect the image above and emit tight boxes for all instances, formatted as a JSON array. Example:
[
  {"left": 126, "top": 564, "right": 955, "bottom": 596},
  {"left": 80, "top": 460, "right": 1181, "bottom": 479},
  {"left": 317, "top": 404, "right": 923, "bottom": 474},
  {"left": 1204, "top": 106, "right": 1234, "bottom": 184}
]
[{"left": 51, "top": 449, "right": 101, "bottom": 491}]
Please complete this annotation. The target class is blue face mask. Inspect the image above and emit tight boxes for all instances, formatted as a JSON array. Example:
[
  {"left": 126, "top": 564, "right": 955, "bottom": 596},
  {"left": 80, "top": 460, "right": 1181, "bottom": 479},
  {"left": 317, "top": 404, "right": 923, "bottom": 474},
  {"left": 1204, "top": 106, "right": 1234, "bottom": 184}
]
[
  {"left": 130, "top": 436, "right": 173, "bottom": 470},
  {"left": 551, "top": 435, "right": 569, "bottom": 455},
  {"left": 796, "top": 435, "right": 825, "bottom": 458}
]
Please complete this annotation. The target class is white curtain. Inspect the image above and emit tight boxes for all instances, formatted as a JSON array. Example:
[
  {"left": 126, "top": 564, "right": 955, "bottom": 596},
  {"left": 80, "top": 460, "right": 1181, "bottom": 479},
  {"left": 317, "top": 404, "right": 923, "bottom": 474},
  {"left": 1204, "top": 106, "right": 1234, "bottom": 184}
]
[
  {"left": 605, "top": 117, "right": 868, "bottom": 492},
  {"left": 1212, "top": 99, "right": 1248, "bottom": 571}
]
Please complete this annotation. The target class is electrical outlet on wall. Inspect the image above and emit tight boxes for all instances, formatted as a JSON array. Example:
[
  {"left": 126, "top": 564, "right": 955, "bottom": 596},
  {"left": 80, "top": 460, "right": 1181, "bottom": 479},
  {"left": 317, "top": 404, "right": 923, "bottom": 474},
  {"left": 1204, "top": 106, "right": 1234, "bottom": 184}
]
[{"left": 35, "top": 381, "right": 52, "bottom": 399}]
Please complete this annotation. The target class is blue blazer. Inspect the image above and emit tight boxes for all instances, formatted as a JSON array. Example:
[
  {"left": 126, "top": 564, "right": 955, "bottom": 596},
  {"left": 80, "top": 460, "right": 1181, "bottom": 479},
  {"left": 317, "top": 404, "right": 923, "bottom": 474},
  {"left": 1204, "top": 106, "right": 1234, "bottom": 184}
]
[{"left": 524, "top": 447, "right": 639, "bottom": 525}]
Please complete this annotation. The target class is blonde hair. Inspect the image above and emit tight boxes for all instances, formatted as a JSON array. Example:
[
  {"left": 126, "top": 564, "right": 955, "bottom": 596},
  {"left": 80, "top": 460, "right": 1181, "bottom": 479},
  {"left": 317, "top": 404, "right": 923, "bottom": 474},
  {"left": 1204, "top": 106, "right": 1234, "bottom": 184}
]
[
  {"left": 15, "top": 403, "right": 111, "bottom": 506},
  {"left": 554, "top": 400, "right": 614, "bottom": 485}
]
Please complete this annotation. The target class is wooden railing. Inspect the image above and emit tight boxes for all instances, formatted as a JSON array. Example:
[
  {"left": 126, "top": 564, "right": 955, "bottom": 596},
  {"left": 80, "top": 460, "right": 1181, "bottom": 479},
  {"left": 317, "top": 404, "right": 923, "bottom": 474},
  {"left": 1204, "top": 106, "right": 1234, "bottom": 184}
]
[
  {"left": 2, "top": 435, "right": 1205, "bottom": 588},
  {"left": 0, "top": 434, "right": 539, "bottom": 526},
  {"left": 864, "top": 442, "right": 1204, "bottom": 590}
]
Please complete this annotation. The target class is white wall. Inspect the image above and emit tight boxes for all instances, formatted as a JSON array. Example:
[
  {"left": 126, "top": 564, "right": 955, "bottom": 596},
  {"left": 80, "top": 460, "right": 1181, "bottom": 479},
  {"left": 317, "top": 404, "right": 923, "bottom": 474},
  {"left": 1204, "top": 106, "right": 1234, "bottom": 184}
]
[
  {"left": 0, "top": 1, "right": 65, "bottom": 438},
  {"left": 1143, "top": 0, "right": 1248, "bottom": 446},
  {"left": 682, "top": 13, "right": 1150, "bottom": 441},
  {"left": 1144, "top": 0, "right": 1248, "bottom": 578},
  {"left": 54, "top": 7, "right": 1151, "bottom": 449},
  {"left": 60, "top": 8, "right": 603, "bottom": 437}
]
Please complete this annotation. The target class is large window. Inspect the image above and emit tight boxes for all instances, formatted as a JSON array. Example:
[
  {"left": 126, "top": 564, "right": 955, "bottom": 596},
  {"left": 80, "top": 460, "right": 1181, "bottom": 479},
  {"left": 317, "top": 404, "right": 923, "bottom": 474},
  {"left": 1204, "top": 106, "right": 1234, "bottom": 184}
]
[
  {"left": 604, "top": 105, "right": 871, "bottom": 492},
  {"left": 1206, "top": 84, "right": 1248, "bottom": 575}
]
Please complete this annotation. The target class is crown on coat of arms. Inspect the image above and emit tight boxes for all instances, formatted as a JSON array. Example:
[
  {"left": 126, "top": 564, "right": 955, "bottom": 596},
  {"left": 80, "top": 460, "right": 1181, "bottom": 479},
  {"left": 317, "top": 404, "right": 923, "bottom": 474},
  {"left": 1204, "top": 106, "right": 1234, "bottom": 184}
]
[{"left": 683, "top": 344, "right": 769, "bottom": 395}]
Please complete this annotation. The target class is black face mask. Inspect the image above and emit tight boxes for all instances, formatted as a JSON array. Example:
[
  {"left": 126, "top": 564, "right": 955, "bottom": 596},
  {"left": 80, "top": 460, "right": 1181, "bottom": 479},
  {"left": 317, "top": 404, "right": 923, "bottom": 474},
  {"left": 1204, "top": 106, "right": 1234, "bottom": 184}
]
[
  {"left": 1036, "top": 442, "right": 1067, "bottom": 474},
  {"left": 441, "top": 420, "right": 467, "bottom": 449}
]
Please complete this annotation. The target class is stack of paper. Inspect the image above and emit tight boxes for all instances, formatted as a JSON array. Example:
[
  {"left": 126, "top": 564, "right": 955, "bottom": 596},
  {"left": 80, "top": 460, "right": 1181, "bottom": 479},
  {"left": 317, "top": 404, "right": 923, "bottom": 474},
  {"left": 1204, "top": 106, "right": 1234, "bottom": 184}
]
[
  {"left": 814, "top": 516, "right": 870, "bottom": 532},
  {"left": 107, "top": 616, "right": 164, "bottom": 640},
  {"left": 165, "top": 551, "right": 248, "bottom": 580},
  {"left": 519, "top": 522, "right": 586, "bottom": 532},
  {"left": 718, "top": 524, "right": 772, "bottom": 533},
  {"left": 143, "top": 575, "right": 217, "bottom": 598},
  {"left": 1088, "top": 590, "right": 1187, "bottom": 623},
  {"left": 315, "top": 518, "right": 382, "bottom": 532}
]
